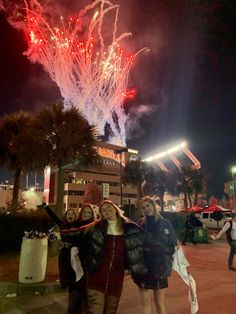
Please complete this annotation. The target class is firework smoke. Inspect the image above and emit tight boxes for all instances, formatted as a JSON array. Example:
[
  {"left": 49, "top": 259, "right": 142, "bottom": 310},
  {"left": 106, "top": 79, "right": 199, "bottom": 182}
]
[{"left": 2, "top": 0, "right": 148, "bottom": 146}]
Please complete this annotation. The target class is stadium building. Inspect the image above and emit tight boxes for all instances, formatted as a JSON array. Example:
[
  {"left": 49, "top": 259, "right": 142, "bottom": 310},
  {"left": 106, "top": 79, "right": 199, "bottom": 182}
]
[
  {"left": 44, "top": 141, "right": 140, "bottom": 214},
  {"left": 43, "top": 140, "right": 201, "bottom": 215}
]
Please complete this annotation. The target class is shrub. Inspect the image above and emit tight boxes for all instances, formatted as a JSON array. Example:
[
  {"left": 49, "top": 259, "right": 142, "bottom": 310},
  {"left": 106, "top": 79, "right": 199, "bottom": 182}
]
[{"left": 0, "top": 210, "right": 53, "bottom": 252}]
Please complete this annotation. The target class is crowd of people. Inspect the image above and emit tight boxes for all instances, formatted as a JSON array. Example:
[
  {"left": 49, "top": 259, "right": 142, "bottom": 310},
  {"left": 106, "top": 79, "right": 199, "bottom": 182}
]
[{"left": 42, "top": 196, "right": 177, "bottom": 314}]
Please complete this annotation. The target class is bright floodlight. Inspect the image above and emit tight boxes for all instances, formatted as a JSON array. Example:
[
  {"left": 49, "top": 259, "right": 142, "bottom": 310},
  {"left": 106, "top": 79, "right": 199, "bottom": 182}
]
[
  {"left": 143, "top": 141, "right": 188, "bottom": 162},
  {"left": 231, "top": 166, "right": 236, "bottom": 174},
  {"left": 142, "top": 140, "right": 201, "bottom": 170}
]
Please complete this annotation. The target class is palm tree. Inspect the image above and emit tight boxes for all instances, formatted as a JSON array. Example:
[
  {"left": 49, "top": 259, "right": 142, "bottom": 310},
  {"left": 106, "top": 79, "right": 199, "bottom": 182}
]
[
  {"left": 190, "top": 169, "right": 206, "bottom": 205},
  {"left": 142, "top": 166, "right": 170, "bottom": 211},
  {"left": 123, "top": 159, "right": 148, "bottom": 220},
  {"left": 0, "top": 111, "right": 46, "bottom": 213},
  {"left": 123, "top": 159, "right": 148, "bottom": 201},
  {"left": 172, "top": 166, "right": 206, "bottom": 209},
  {"left": 33, "top": 102, "right": 98, "bottom": 215}
]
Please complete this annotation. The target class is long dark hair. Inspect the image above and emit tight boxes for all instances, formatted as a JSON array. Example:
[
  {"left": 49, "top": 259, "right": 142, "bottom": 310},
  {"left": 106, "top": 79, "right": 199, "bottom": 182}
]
[{"left": 78, "top": 203, "right": 96, "bottom": 222}]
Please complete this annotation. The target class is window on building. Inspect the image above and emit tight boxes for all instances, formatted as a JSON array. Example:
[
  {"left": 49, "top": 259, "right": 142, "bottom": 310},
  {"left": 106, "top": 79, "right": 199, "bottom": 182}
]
[
  {"left": 66, "top": 190, "right": 85, "bottom": 196},
  {"left": 69, "top": 203, "right": 77, "bottom": 208}
]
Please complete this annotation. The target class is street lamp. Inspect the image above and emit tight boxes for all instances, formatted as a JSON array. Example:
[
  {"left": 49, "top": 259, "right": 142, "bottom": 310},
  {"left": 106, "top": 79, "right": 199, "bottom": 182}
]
[
  {"left": 231, "top": 166, "right": 236, "bottom": 200},
  {"left": 114, "top": 148, "right": 128, "bottom": 208},
  {"left": 231, "top": 166, "right": 236, "bottom": 178}
]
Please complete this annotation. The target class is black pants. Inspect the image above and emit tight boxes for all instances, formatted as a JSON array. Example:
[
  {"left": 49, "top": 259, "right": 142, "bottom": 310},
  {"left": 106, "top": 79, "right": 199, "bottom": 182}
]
[
  {"left": 183, "top": 227, "right": 196, "bottom": 244},
  {"left": 68, "top": 277, "right": 87, "bottom": 314},
  {"left": 228, "top": 240, "right": 236, "bottom": 267}
]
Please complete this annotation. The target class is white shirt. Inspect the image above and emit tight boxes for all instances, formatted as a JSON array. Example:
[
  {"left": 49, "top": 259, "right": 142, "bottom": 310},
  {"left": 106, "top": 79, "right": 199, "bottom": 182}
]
[
  {"left": 216, "top": 221, "right": 236, "bottom": 240},
  {"left": 107, "top": 219, "right": 124, "bottom": 235}
]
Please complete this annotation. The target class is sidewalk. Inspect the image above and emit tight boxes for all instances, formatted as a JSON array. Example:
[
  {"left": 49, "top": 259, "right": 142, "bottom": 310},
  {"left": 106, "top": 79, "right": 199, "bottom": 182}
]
[
  {"left": 1, "top": 240, "right": 236, "bottom": 313},
  {"left": 0, "top": 245, "right": 62, "bottom": 296},
  {"left": 0, "top": 231, "right": 219, "bottom": 294}
]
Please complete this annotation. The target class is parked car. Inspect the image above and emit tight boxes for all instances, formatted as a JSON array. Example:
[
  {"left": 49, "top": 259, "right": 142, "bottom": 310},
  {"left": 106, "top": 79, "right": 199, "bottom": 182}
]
[{"left": 199, "top": 211, "right": 232, "bottom": 229}]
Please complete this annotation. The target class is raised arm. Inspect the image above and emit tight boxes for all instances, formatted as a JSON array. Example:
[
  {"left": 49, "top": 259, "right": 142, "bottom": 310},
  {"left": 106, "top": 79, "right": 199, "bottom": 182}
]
[
  {"left": 42, "top": 203, "right": 64, "bottom": 228},
  {"left": 215, "top": 222, "right": 231, "bottom": 239},
  {"left": 60, "top": 222, "right": 94, "bottom": 246}
]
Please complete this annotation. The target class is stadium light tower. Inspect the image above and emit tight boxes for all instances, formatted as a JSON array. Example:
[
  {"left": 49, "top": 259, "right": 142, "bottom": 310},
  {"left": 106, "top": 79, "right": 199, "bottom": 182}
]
[{"left": 142, "top": 141, "right": 201, "bottom": 171}]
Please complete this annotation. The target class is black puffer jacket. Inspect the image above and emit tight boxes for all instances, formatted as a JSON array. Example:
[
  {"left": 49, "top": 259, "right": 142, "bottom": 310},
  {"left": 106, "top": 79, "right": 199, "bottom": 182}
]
[
  {"left": 61, "top": 218, "right": 148, "bottom": 276},
  {"left": 43, "top": 204, "right": 93, "bottom": 288}
]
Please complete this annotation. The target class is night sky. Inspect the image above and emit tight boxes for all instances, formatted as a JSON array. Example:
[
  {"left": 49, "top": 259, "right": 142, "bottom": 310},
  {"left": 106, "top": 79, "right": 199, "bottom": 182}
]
[{"left": 0, "top": 0, "right": 235, "bottom": 197}]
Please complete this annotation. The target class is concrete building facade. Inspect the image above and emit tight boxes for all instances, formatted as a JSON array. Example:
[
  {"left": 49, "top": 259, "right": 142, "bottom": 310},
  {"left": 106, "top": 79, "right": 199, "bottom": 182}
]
[{"left": 44, "top": 141, "right": 140, "bottom": 213}]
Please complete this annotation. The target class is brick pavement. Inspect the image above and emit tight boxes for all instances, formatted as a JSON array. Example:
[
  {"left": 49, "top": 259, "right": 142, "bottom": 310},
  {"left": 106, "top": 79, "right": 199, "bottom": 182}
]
[{"left": 1, "top": 240, "right": 236, "bottom": 313}]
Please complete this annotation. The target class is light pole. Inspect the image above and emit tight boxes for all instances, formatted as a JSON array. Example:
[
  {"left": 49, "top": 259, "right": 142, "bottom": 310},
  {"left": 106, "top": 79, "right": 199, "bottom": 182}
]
[
  {"left": 231, "top": 166, "right": 236, "bottom": 201},
  {"left": 114, "top": 148, "right": 128, "bottom": 208}
]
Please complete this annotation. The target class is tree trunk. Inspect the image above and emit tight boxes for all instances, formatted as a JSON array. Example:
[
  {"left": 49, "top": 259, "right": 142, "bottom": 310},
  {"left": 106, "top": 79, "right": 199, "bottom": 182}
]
[
  {"left": 55, "top": 167, "right": 65, "bottom": 216},
  {"left": 137, "top": 181, "right": 143, "bottom": 201},
  {"left": 188, "top": 194, "right": 192, "bottom": 207},
  {"left": 11, "top": 168, "right": 22, "bottom": 214},
  {"left": 184, "top": 191, "right": 188, "bottom": 210},
  {"left": 160, "top": 194, "right": 164, "bottom": 212},
  {"left": 194, "top": 193, "right": 198, "bottom": 205}
]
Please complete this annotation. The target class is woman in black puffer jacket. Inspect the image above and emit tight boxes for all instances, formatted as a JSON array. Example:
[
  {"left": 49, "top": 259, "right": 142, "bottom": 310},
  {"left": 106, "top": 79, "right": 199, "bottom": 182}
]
[
  {"left": 61, "top": 199, "right": 147, "bottom": 314},
  {"left": 133, "top": 196, "right": 177, "bottom": 314},
  {"left": 43, "top": 203, "right": 95, "bottom": 314}
]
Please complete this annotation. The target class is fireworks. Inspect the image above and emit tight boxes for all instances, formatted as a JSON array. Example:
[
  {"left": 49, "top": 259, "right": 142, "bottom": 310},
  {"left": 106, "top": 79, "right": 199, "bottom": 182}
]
[{"left": 5, "top": 0, "right": 148, "bottom": 146}]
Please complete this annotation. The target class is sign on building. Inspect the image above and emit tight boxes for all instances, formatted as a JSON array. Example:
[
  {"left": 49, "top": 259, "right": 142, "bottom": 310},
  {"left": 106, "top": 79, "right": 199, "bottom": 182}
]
[{"left": 102, "top": 183, "right": 109, "bottom": 198}]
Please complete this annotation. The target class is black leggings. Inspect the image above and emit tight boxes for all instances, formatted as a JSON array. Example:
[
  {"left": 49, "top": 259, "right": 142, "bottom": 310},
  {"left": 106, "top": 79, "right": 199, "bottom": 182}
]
[
  {"left": 228, "top": 240, "right": 236, "bottom": 267},
  {"left": 68, "top": 277, "right": 87, "bottom": 314}
]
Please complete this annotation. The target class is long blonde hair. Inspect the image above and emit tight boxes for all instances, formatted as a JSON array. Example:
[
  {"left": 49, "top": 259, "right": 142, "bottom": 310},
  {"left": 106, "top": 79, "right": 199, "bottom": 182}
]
[
  {"left": 99, "top": 200, "right": 130, "bottom": 223},
  {"left": 139, "top": 196, "right": 160, "bottom": 221}
]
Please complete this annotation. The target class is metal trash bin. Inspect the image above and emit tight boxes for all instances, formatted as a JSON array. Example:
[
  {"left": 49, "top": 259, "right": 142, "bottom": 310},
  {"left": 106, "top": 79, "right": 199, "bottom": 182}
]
[{"left": 18, "top": 237, "right": 48, "bottom": 283}]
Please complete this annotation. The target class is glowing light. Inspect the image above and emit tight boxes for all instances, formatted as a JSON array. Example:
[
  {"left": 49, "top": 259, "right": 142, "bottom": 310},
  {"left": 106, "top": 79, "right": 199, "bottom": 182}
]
[
  {"left": 154, "top": 152, "right": 167, "bottom": 159},
  {"left": 128, "top": 148, "right": 139, "bottom": 154},
  {"left": 231, "top": 166, "right": 236, "bottom": 174},
  {"left": 7, "top": 0, "right": 148, "bottom": 146},
  {"left": 166, "top": 146, "right": 180, "bottom": 154},
  {"left": 144, "top": 156, "right": 154, "bottom": 162},
  {"left": 142, "top": 140, "right": 201, "bottom": 170},
  {"left": 143, "top": 141, "right": 188, "bottom": 162}
]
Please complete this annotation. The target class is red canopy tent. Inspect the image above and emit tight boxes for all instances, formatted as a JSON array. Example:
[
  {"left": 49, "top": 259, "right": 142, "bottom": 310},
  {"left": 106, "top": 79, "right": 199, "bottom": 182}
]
[
  {"left": 186, "top": 205, "right": 203, "bottom": 212},
  {"left": 202, "top": 204, "right": 222, "bottom": 212}
]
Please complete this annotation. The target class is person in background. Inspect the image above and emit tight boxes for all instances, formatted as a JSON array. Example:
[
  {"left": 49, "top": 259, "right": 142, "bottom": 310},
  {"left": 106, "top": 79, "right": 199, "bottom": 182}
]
[
  {"left": 211, "top": 213, "right": 236, "bottom": 271},
  {"left": 60, "top": 199, "right": 147, "bottom": 314},
  {"left": 182, "top": 212, "right": 203, "bottom": 245},
  {"left": 133, "top": 196, "right": 177, "bottom": 314},
  {"left": 43, "top": 203, "right": 95, "bottom": 314},
  {"left": 78, "top": 204, "right": 96, "bottom": 223}
]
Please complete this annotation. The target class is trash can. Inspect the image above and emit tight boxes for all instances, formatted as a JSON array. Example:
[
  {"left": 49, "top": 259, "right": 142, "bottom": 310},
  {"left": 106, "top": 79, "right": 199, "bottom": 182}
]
[
  {"left": 18, "top": 237, "right": 48, "bottom": 283},
  {"left": 176, "top": 214, "right": 186, "bottom": 241},
  {"left": 192, "top": 227, "right": 208, "bottom": 243}
]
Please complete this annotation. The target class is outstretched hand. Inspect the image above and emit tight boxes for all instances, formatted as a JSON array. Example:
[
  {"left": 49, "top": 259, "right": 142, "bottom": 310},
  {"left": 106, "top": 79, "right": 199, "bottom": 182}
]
[
  {"left": 210, "top": 233, "right": 216, "bottom": 240},
  {"left": 37, "top": 198, "right": 47, "bottom": 209}
]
